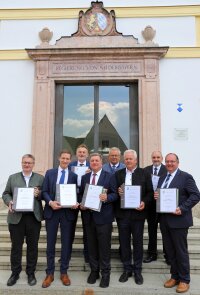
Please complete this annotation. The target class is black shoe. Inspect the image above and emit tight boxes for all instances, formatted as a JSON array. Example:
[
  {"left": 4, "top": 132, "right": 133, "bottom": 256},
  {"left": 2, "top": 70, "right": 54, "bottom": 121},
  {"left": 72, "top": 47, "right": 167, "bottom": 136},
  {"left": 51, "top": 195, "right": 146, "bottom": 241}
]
[
  {"left": 143, "top": 255, "right": 157, "bottom": 263},
  {"left": 119, "top": 271, "right": 132, "bottom": 283},
  {"left": 99, "top": 275, "right": 110, "bottom": 288},
  {"left": 87, "top": 271, "right": 100, "bottom": 284},
  {"left": 7, "top": 273, "right": 20, "bottom": 286},
  {"left": 134, "top": 273, "right": 143, "bottom": 285},
  {"left": 28, "top": 274, "right": 37, "bottom": 286}
]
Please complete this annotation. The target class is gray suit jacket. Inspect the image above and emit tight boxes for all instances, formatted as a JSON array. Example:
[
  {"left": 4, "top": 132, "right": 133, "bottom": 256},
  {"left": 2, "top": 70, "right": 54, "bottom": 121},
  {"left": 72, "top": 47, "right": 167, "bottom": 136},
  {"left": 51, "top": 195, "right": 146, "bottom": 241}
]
[{"left": 2, "top": 172, "right": 44, "bottom": 224}]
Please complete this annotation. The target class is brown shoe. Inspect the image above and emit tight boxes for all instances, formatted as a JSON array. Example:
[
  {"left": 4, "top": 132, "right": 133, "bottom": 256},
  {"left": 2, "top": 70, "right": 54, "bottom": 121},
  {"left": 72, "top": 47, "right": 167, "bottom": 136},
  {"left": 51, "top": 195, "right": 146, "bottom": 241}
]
[
  {"left": 164, "top": 278, "right": 179, "bottom": 288},
  {"left": 42, "top": 274, "right": 54, "bottom": 288},
  {"left": 176, "top": 282, "right": 190, "bottom": 293},
  {"left": 60, "top": 274, "right": 71, "bottom": 286}
]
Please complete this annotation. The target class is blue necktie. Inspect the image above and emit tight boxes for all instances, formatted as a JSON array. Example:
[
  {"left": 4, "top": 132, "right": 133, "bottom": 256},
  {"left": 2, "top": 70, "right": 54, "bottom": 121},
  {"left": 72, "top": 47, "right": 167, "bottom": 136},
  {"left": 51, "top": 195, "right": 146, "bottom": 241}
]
[
  {"left": 59, "top": 170, "right": 65, "bottom": 184},
  {"left": 163, "top": 173, "right": 171, "bottom": 188},
  {"left": 154, "top": 167, "right": 158, "bottom": 175}
]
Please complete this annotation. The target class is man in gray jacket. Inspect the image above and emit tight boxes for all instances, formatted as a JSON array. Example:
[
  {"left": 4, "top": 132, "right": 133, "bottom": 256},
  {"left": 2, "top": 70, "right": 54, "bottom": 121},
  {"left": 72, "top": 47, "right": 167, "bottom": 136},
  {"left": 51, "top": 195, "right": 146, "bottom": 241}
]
[{"left": 2, "top": 154, "right": 44, "bottom": 287}]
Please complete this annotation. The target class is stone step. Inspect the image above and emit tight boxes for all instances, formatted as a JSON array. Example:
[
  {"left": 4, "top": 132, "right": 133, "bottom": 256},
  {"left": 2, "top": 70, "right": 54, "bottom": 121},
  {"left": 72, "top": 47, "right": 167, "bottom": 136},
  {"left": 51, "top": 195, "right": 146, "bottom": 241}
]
[
  {"left": 0, "top": 270, "right": 200, "bottom": 295},
  {"left": 0, "top": 256, "right": 200, "bottom": 274},
  {"left": 1, "top": 242, "right": 200, "bottom": 260},
  {"left": 1, "top": 230, "right": 200, "bottom": 246}
]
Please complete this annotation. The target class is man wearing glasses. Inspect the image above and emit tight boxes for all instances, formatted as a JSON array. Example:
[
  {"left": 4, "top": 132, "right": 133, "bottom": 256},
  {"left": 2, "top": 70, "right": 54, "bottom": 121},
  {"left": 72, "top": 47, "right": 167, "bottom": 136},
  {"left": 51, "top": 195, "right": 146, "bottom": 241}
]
[
  {"left": 2, "top": 154, "right": 44, "bottom": 287},
  {"left": 155, "top": 153, "right": 200, "bottom": 293}
]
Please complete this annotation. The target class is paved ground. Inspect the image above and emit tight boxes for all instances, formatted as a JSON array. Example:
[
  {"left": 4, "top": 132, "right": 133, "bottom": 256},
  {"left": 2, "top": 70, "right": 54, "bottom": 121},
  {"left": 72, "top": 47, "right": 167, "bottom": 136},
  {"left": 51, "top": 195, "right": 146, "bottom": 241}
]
[{"left": 0, "top": 270, "right": 200, "bottom": 295}]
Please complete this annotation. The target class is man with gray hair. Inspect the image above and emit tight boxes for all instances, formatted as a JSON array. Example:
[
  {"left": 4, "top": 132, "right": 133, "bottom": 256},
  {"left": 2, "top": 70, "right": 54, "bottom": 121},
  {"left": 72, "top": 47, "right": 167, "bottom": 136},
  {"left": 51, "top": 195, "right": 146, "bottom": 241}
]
[
  {"left": 2, "top": 154, "right": 44, "bottom": 287},
  {"left": 103, "top": 147, "right": 125, "bottom": 174},
  {"left": 114, "top": 149, "right": 153, "bottom": 285}
]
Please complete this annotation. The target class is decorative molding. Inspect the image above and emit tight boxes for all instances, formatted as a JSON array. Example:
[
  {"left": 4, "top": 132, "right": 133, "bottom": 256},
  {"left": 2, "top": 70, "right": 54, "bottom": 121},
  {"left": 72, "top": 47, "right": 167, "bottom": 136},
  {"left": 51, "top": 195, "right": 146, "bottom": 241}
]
[
  {"left": 0, "top": 6, "right": 200, "bottom": 20},
  {"left": 196, "top": 16, "right": 200, "bottom": 46},
  {"left": 1, "top": 47, "right": 200, "bottom": 60},
  {"left": 72, "top": 1, "right": 122, "bottom": 37}
]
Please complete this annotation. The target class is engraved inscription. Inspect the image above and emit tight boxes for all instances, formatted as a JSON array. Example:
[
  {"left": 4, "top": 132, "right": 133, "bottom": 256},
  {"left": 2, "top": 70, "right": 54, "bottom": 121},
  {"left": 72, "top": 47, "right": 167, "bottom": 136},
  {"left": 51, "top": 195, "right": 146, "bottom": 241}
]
[{"left": 51, "top": 62, "right": 142, "bottom": 75}]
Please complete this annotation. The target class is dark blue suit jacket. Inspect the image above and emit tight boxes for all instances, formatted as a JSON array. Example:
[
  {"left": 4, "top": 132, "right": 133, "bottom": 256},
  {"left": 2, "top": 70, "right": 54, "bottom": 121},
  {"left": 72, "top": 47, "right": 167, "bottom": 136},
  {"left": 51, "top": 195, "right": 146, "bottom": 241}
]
[
  {"left": 68, "top": 160, "right": 90, "bottom": 170},
  {"left": 102, "top": 162, "right": 125, "bottom": 174},
  {"left": 158, "top": 169, "right": 200, "bottom": 228},
  {"left": 80, "top": 170, "right": 118, "bottom": 225},
  {"left": 42, "top": 168, "right": 78, "bottom": 221}
]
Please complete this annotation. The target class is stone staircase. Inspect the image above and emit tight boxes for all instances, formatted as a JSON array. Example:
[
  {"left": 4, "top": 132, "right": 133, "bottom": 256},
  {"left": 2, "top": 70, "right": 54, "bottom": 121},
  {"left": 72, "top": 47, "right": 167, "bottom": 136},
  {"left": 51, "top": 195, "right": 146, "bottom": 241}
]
[{"left": 0, "top": 208, "right": 200, "bottom": 294}]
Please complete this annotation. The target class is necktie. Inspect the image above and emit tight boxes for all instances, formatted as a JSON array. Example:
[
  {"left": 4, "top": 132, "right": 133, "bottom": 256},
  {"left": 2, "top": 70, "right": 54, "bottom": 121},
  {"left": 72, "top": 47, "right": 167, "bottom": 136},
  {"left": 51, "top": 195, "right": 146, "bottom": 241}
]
[
  {"left": 154, "top": 167, "right": 158, "bottom": 175},
  {"left": 91, "top": 173, "right": 96, "bottom": 185},
  {"left": 59, "top": 170, "right": 65, "bottom": 184},
  {"left": 163, "top": 173, "right": 171, "bottom": 188}
]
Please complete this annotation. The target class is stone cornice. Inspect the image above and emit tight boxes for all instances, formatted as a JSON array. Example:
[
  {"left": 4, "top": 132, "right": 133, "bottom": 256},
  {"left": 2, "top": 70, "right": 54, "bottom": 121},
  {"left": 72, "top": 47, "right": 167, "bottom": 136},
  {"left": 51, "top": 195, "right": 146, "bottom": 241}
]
[
  {"left": 0, "top": 5, "right": 200, "bottom": 20},
  {"left": 2, "top": 47, "right": 200, "bottom": 60}
]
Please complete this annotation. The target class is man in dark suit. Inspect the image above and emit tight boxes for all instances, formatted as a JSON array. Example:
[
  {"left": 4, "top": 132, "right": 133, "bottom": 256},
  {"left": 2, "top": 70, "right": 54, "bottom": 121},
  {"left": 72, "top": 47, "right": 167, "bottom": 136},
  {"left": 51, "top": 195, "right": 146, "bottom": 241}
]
[
  {"left": 115, "top": 149, "right": 153, "bottom": 285},
  {"left": 80, "top": 153, "right": 118, "bottom": 288},
  {"left": 103, "top": 147, "right": 125, "bottom": 174},
  {"left": 143, "top": 151, "right": 167, "bottom": 263},
  {"left": 2, "top": 154, "right": 44, "bottom": 287},
  {"left": 68, "top": 143, "right": 90, "bottom": 262},
  {"left": 41, "top": 150, "right": 79, "bottom": 288},
  {"left": 155, "top": 153, "right": 200, "bottom": 293}
]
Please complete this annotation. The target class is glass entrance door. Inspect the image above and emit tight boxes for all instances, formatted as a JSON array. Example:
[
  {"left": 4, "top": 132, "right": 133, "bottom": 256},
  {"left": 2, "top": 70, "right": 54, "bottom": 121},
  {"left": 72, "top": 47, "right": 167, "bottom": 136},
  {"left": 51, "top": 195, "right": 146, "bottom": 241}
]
[{"left": 54, "top": 83, "right": 138, "bottom": 164}]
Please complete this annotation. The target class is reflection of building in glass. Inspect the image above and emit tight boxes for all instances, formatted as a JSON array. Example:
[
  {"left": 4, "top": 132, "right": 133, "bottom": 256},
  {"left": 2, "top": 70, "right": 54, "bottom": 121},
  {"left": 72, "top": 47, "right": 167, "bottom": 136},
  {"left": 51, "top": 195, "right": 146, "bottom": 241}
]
[{"left": 63, "top": 114, "right": 127, "bottom": 155}]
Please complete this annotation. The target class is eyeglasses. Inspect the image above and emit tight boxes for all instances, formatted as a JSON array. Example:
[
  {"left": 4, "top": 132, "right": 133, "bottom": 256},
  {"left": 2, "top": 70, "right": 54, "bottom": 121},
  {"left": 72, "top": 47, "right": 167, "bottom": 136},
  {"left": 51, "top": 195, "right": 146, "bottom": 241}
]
[
  {"left": 22, "top": 162, "right": 34, "bottom": 165},
  {"left": 165, "top": 161, "right": 177, "bottom": 164}
]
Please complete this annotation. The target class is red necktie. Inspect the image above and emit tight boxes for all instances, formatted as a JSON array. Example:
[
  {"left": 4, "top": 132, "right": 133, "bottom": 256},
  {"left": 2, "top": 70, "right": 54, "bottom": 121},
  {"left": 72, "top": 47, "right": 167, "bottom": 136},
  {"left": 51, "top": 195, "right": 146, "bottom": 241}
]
[{"left": 91, "top": 173, "right": 96, "bottom": 185}]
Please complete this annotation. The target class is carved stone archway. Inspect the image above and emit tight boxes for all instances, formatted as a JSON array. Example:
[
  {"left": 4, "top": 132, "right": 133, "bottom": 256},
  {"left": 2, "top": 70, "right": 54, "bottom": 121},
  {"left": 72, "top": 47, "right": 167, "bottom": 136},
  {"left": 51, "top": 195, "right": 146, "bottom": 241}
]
[{"left": 26, "top": 1, "right": 168, "bottom": 174}]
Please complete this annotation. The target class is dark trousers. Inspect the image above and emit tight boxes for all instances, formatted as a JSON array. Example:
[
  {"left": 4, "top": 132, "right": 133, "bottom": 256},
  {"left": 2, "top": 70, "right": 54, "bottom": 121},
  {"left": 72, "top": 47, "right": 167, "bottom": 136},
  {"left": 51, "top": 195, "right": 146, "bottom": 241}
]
[
  {"left": 146, "top": 201, "right": 158, "bottom": 256},
  {"left": 160, "top": 220, "right": 190, "bottom": 283},
  {"left": 85, "top": 221, "right": 112, "bottom": 276},
  {"left": 9, "top": 213, "right": 41, "bottom": 275},
  {"left": 45, "top": 209, "right": 76, "bottom": 275},
  {"left": 119, "top": 218, "right": 144, "bottom": 274}
]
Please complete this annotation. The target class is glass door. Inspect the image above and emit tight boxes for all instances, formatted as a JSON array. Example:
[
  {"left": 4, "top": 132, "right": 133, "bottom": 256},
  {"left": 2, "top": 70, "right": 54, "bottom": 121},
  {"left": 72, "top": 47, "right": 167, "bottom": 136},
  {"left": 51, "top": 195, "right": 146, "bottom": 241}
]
[{"left": 54, "top": 83, "right": 138, "bottom": 164}]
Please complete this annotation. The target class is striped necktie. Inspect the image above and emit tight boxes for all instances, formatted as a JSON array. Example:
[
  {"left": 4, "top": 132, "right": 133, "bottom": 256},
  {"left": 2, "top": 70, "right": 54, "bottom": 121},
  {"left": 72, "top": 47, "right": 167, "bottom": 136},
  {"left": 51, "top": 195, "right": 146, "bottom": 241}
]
[{"left": 163, "top": 174, "right": 171, "bottom": 188}]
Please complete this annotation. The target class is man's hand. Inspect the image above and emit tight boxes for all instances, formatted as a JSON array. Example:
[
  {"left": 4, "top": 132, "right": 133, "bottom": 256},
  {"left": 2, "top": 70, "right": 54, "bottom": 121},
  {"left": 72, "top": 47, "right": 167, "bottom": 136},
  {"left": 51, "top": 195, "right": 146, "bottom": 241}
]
[
  {"left": 136, "top": 201, "right": 145, "bottom": 211},
  {"left": 49, "top": 200, "right": 62, "bottom": 210},
  {"left": 174, "top": 207, "right": 182, "bottom": 215},
  {"left": 8, "top": 201, "right": 14, "bottom": 213}
]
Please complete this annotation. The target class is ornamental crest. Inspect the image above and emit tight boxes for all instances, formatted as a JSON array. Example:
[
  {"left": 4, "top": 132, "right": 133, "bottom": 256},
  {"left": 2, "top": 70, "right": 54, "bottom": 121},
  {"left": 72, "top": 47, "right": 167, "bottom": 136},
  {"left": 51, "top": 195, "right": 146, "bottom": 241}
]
[{"left": 73, "top": 1, "right": 121, "bottom": 36}]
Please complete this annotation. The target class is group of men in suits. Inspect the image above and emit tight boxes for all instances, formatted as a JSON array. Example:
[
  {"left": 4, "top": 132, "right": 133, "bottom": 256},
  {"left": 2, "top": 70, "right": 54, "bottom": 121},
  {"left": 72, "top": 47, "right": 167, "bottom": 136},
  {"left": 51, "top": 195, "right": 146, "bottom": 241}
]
[{"left": 2, "top": 148, "right": 200, "bottom": 293}]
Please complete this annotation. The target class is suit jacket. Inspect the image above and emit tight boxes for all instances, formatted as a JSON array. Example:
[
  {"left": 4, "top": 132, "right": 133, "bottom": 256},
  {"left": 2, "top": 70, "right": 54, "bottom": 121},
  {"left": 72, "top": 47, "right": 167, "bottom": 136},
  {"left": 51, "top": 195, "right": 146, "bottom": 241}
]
[
  {"left": 42, "top": 168, "right": 78, "bottom": 221},
  {"left": 144, "top": 163, "right": 167, "bottom": 177},
  {"left": 114, "top": 167, "right": 153, "bottom": 220},
  {"left": 80, "top": 170, "right": 118, "bottom": 225},
  {"left": 158, "top": 169, "right": 200, "bottom": 228},
  {"left": 102, "top": 162, "right": 125, "bottom": 174},
  {"left": 68, "top": 160, "right": 90, "bottom": 170},
  {"left": 2, "top": 172, "right": 44, "bottom": 224},
  {"left": 144, "top": 163, "right": 167, "bottom": 204}
]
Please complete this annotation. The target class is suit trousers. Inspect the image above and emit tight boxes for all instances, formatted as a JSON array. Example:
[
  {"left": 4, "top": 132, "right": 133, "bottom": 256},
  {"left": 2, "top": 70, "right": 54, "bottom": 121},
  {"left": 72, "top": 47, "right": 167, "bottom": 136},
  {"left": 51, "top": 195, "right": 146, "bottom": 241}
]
[
  {"left": 9, "top": 213, "right": 41, "bottom": 275},
  {"left": 45, "top": 209, "right": 77, "bottom": 275},
  {"left": 160, "top": 219, "right": 190, "bottom": 283},
  {"left": 85, "top": 219, "right": 112, "bottom": 276},
  {"left": 146, "top": 201, "right": 158, "bottom": 256},
  {"left": 119, "top": 218, "right": 145, "bottom": 274}
]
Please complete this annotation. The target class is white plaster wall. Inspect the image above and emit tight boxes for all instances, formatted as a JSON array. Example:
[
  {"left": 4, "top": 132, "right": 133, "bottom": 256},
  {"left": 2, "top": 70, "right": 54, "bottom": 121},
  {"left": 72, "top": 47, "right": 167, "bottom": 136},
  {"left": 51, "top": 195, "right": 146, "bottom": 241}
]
[
  {"left": 1, "top": 0, "right": 200, "bottom": 8},
  {"left": 0, "top": 60, "right": 34, "bottom": 195},
  {"left": 160, "top": 58, "right": 200, "bottom": 187},
  {"left": 0, "top": 16, "right": 196, "bottom": 49}
]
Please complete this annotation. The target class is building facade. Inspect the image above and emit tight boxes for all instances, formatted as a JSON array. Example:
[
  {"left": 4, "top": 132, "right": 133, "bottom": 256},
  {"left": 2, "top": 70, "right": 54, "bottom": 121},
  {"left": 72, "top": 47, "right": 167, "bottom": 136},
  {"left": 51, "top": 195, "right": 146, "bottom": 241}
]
[{"left": 0, "top": 0, "right": 200, "bottom": 194}]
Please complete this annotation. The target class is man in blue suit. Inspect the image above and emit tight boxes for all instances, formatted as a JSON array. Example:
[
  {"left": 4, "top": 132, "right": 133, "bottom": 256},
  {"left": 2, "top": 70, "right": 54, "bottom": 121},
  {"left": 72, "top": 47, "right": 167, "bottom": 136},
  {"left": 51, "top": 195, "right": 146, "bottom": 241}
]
[
  {"left": 68, "top": 143, "right": 90, "bottom": 262},
  {"left": 42, "top": 150, "right": 79, "bottom": 288},
  {"left": 80, "top": 153, "right": 118, "bottom": 288},
  {"left": 103, "top": 147, "right": 125, "bottom": 174},
  {"left": 155, "top": 153, "right": 200, "bottom": 293}
]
